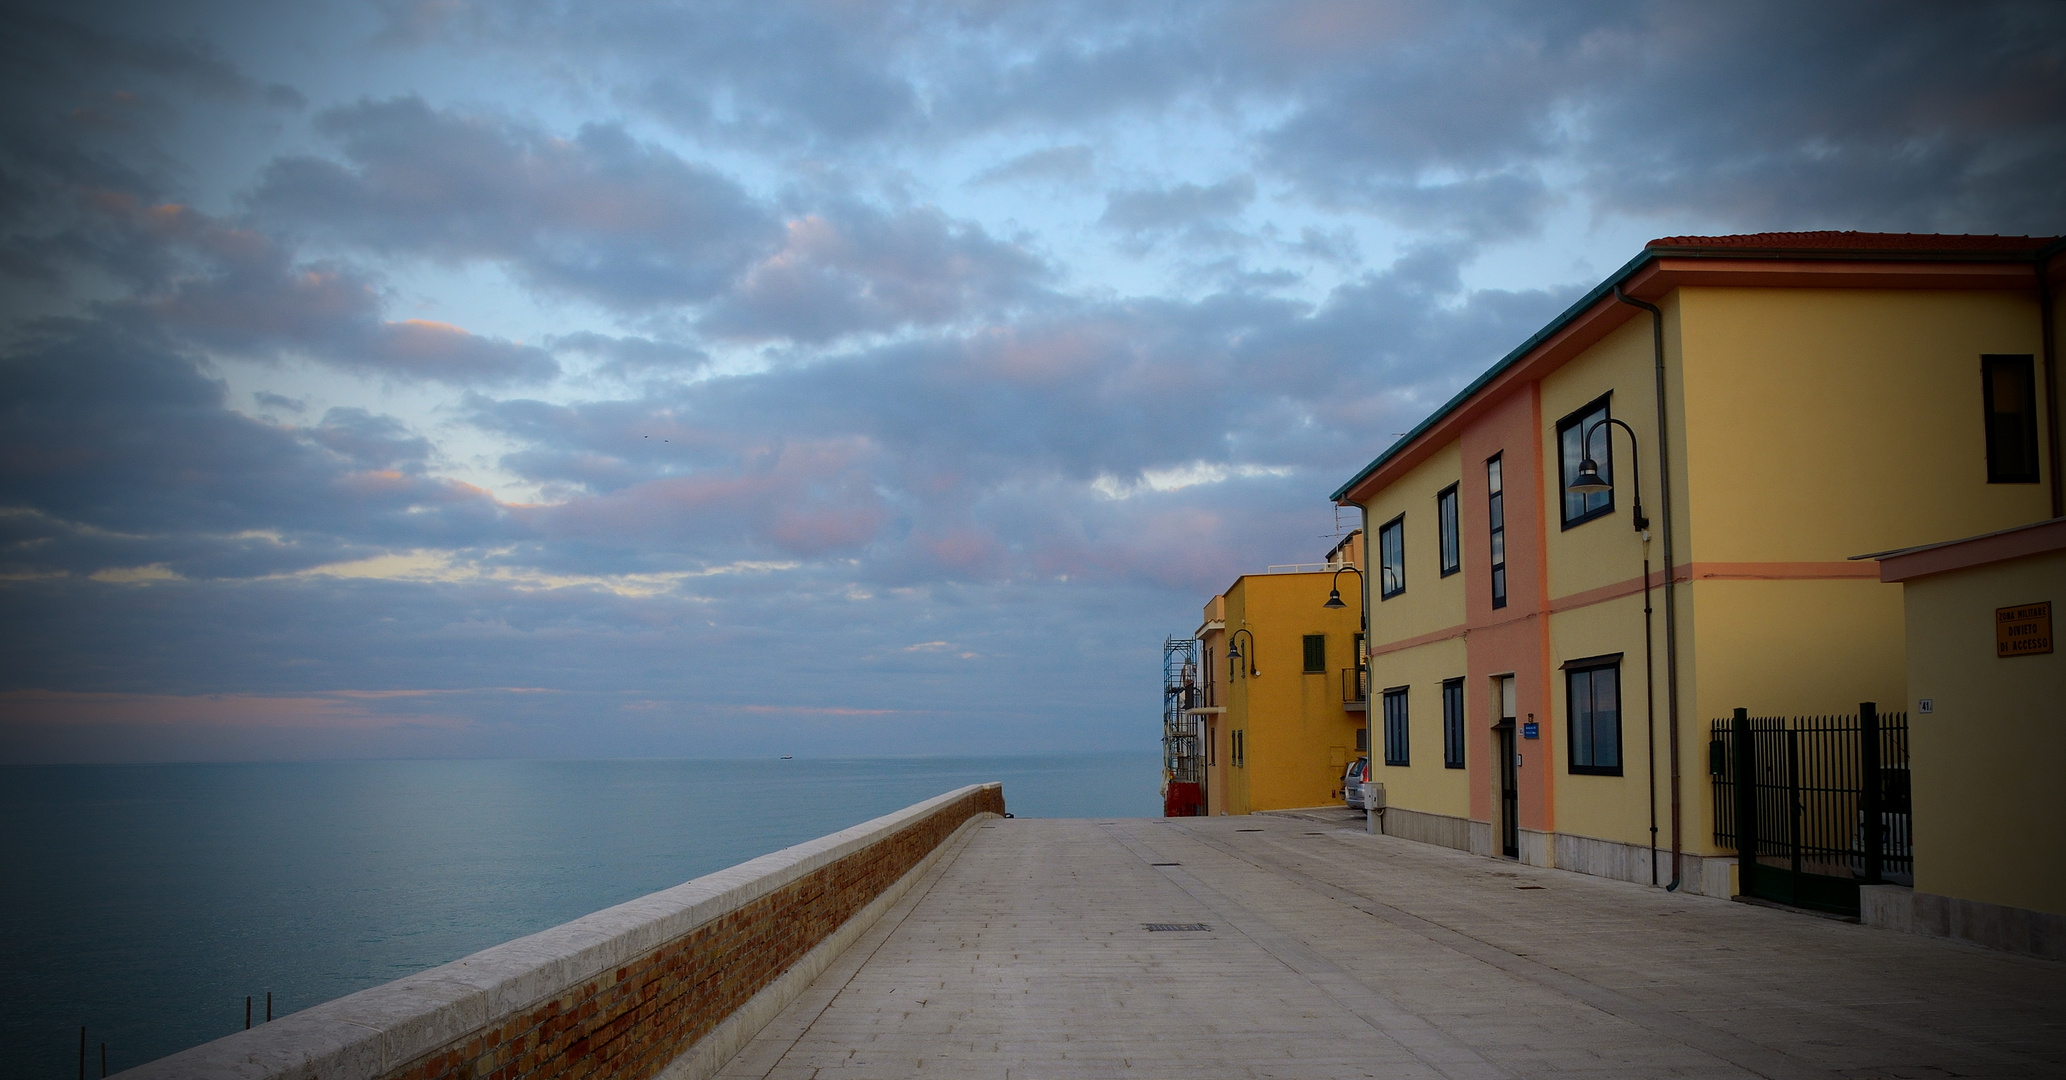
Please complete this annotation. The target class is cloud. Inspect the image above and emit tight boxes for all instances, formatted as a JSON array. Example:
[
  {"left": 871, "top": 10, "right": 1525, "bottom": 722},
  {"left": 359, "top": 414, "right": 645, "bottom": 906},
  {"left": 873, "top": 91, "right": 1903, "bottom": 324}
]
[
  {"left": 250, "top": 97, "right": 783, "bottom": 310},
  {"left": 700, "top": 204, "right": 1053, "bottom": 342},
  {"left": 0, "top": 319, "right": 509, "bottom": 579},
  {"left": 1100, "top": 176, "right": 1256, "bottom": 244},
  {"left": 971, "top": 145, "right": 1096, "bottom": 186}
]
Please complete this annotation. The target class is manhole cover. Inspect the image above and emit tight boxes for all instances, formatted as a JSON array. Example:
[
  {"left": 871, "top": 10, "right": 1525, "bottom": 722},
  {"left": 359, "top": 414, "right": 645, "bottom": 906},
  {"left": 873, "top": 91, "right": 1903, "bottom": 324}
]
[{"left": 1144, "top": 923, "right": 1213, "bottom": 932}]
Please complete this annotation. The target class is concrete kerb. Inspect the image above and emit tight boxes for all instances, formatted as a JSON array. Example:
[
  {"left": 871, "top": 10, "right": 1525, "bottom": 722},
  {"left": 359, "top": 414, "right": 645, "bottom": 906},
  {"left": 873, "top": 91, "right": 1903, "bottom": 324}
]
[{"left": 120, "top": 782, "right": 1003, "bottom": 1080}]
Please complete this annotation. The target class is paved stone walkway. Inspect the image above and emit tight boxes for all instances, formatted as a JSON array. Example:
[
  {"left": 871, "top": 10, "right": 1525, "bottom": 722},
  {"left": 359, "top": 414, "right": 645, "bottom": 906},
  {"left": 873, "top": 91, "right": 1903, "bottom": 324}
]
[{"left": 716, "top": 814, "right": 2065, "bottom": 1079}]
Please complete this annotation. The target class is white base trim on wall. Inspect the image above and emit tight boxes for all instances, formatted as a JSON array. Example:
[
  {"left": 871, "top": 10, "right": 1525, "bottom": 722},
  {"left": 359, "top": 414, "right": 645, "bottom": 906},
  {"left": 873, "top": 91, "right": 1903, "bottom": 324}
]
[{"left": 1861, "top": 884, "right": 2065, "bottom": 960}]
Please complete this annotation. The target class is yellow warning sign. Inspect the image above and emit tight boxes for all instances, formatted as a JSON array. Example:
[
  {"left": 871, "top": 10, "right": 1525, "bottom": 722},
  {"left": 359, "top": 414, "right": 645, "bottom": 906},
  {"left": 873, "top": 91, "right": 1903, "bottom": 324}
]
[{"left": 1996, "top": 601, "right": 2052, "bottom": 658}]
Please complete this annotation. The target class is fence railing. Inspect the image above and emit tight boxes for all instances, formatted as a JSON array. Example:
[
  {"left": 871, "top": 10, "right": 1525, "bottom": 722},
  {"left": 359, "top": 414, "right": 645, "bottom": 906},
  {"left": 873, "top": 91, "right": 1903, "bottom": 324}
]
[
  {"left": 1341, "top": 666, "right": 1367, "bottom": 706},
  {"left": 1709, "top": 706, "right": 1911, "bottom": 905}
]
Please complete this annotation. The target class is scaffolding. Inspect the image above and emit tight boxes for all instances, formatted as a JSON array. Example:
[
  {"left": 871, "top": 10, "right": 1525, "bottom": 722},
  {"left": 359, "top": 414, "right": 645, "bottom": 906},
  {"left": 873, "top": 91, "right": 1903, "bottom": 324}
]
[{"left": 1161, "top": 636, "right": 1203, "bottom": 816}]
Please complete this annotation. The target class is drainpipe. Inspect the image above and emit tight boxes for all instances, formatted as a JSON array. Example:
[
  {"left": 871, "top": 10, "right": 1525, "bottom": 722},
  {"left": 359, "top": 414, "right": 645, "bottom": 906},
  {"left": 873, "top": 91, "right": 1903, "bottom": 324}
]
[
  {"left": 2039, "top": 253, "right": 2062, "bottom": 519},
  {"left": 1615, "top": 286, "right": 1683, "bottom": 892}
]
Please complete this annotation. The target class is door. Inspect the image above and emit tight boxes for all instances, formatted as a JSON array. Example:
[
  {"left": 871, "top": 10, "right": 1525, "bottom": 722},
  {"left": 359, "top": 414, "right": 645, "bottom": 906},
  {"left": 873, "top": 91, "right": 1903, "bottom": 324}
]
[
  {"left": 1498, "top": 726, "right": 1519, "bottom": 858},
  {"left": 1497, "top": 676, "right": 1518, "bottom": 858}
]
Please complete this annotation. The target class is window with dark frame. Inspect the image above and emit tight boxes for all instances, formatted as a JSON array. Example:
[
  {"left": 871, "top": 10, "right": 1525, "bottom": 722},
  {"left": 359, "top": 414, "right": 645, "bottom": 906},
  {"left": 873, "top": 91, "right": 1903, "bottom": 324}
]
[
  {"left": 1487, "top": 455, "right": 1507, "bottom": 609},
  {"left": 1437, "top": 483, "right": 1460, "bottom": 576},
  {"left": 1355, "top": 726, "right": 1369, "bottom": 752},
  {"left": 1378, "top": 514, "right": 1405, "bottom": 599},
  {"left": 1233, "top": 729, "right": 1245, "bottom": 768},
  {"left": 1564, "top": 656, "right": 1623, "bottom": 775},
  {"left": 1381, "top": 686, "right": 1409, "bottom": 767},
  {"left": 1303, "top": 634, "right": 1326, "bottom": 674},
  {"left": 1441, "top": 678, "right": 1465, "bottom": 769},
  {"left": 1556, "top": 394, "right": 1614, "bottom": 528},
  {"left": 1982, "top": 354, "right": 2041, "bottom": 484}
]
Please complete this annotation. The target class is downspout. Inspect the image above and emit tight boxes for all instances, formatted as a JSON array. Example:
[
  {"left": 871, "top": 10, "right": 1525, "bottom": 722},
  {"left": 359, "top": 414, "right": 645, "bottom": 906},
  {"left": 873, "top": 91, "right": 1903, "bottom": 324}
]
[
  {"left": 2039, "top": 253, "right": 2062, "bottom": 519},
  {"left": 1615, "top": 286, "right": 1683, "bottom": 892}
]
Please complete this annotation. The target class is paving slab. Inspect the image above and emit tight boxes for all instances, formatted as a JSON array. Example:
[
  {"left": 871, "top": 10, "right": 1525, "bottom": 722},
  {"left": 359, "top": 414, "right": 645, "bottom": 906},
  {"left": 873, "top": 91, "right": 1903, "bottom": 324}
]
[{"left": 715, "top": 817, "right": 2066, "bottom": 1080}]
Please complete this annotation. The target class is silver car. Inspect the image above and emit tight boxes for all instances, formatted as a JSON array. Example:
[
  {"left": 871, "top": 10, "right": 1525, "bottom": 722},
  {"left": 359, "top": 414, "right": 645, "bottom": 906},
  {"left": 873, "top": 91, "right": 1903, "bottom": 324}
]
[{"left": 1342, "top": 756, "right": 1371, "bottom": 809}]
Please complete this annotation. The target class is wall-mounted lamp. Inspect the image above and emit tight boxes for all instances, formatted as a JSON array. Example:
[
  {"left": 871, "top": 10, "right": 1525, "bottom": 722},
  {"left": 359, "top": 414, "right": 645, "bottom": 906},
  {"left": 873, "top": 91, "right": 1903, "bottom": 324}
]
[
  {"left": 1321, "top": 565, "right": 1366, "bottom": 632},
  {"left": 1226, "top": 627, "right": 1258, "bottom": 678},
  {"left": 1569, "top": 417, "right": 1649, "bottom": 533}
]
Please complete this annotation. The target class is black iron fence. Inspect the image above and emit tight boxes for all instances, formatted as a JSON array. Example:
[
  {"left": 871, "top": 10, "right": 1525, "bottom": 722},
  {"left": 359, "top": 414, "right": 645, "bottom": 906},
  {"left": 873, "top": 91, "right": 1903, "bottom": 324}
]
[{"left": 1708, "top": 703, "right": 1910, "bottom": 915}]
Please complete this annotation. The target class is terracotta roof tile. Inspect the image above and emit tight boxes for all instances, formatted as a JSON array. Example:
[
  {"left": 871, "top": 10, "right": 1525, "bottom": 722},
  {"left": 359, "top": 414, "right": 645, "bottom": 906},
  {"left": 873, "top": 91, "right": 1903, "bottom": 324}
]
[{"left": 1647, "top": 230, "right": 2056, "bottom": 253}]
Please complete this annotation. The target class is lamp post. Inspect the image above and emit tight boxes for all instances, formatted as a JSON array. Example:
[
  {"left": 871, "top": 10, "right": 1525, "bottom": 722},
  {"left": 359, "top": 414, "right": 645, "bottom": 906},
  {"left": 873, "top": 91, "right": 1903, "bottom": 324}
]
[{"left": 1568, "top": 417, "right": 1661, "bottom": 884}]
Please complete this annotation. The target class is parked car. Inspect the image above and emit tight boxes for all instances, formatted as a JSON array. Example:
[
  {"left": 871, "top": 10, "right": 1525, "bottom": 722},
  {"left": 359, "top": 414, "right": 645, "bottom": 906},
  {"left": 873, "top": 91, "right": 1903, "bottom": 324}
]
[{"left": 1343, "top": 757, "right": 1371, "bottom": 810}]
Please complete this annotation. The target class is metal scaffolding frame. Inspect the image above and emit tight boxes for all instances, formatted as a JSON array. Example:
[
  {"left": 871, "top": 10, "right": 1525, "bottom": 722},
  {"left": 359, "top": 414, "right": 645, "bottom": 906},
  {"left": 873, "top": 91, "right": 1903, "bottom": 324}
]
[{"left": 1161, "top": 636, "right": 1203, "bottom": 816}]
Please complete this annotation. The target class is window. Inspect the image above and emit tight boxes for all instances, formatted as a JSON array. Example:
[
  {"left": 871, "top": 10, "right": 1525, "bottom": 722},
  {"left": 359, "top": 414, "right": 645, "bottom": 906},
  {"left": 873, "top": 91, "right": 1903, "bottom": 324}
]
[
  {"left": 1436, "top": 484, "right": 1460, "bottom": 576},
  {"left": 1556, "top": 393, "right": 1614, "bottom": 528},
  {"left": 1303, "top": 634, "right": 1326, "bottom": 674},
  {"left": 1381, "top": 686, "right": 1409, "bottom": 766},
  {"left": 1565, "top": 656, "right": 1623, "bottom": 775},
  {"left": 1442, "top": 678, "right": 1465, "bottom": 769},
  {"left": 1487, "top": 455, "right": 1507, "bottom": 609},
  {"left": 1355, "top": 726, "right": 1369, "bottom": 752},
  {"left": 1233, "top": 729, "right": 1245, "bottom": 768},
  {"left": 1983, "top": 355, "right": 2041, "bottom": 483},
  {"left": 1208, "top": 724, "right": 1216, "bottom": 766},
  {"left": 1378, "top": 514, "right": 1405, "bottom": 599}
]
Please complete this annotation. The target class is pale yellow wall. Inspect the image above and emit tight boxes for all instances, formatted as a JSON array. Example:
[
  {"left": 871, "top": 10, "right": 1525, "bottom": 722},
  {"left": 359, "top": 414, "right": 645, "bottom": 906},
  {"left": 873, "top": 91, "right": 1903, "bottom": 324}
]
[
  {"left": 1365, "top": 635, "right": 1472, "bottom": 819},
  {"left": 1546, "top": 593, "right": 1661, "bottom": 848},
  {"left": 1678, "top": 288, "right": 2051, "bottom": 561},
  {"left": 1680, "top": 577, "right": 1907, "bottom": 855},
  {"left": 1218, "top": 571, "right": 1368, "bottom": 812},
  {"left": 1540, "top": 316, "right": 1671, "bottom": 600},
  {"left": 1362, "top": 441, "right": 1466, "bottom": 646},
  {"left": 1904, "top": 550, "right": 2065, "bottom": 916}
]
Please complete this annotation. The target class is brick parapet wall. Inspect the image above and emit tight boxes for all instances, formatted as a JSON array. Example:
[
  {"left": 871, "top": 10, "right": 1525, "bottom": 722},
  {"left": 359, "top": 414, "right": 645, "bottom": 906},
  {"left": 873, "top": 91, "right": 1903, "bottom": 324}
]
[{"left": 125, "top": 783, "right": 1004, "bottom": 1080}]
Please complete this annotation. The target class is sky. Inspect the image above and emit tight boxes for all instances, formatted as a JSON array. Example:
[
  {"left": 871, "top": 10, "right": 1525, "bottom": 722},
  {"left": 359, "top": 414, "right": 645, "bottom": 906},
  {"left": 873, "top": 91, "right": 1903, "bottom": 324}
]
[{"left": 1, "top": 1, "right": 2061, "bottom": 763}]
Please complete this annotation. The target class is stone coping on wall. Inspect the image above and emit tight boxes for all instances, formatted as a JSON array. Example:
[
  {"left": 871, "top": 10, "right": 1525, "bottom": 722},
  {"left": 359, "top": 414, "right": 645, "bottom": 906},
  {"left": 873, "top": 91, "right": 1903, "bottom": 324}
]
[{"left": 122, "top": 782, "right": 1004, "bottom": 1080}]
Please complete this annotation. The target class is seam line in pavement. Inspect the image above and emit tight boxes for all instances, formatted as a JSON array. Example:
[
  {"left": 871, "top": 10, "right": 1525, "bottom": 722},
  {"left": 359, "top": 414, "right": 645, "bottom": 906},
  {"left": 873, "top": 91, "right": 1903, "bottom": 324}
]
[{"left": 1169, "top": 821, "right": 1847, "bottom": 1080}]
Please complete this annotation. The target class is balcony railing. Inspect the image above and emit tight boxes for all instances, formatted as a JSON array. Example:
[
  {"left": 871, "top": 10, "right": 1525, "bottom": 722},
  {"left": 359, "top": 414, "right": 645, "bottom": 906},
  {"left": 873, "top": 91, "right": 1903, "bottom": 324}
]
[{"left": 1342, "top": 666, "right": 1368, "bottom": 710}]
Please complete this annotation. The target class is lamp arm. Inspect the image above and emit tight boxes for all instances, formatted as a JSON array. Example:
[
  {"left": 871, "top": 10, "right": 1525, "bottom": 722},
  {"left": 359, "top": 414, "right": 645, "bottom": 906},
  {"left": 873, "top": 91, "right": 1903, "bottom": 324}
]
[{"left": 1330, "top": 564, "right": 1366, "bottom": 634}]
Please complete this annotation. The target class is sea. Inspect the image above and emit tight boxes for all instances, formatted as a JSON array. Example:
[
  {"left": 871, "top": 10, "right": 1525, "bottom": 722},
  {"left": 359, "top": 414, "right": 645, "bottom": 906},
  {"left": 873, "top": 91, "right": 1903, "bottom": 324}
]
[{"left": 0, "top": 753, "right": 1158, "bottom": 1078}]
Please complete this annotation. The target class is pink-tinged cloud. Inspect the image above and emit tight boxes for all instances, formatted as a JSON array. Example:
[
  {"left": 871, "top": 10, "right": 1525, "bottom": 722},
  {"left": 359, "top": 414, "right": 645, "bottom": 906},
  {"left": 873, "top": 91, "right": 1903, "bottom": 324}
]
[{"left": 520, "top": 437, "right": 889, "bottom": 556}]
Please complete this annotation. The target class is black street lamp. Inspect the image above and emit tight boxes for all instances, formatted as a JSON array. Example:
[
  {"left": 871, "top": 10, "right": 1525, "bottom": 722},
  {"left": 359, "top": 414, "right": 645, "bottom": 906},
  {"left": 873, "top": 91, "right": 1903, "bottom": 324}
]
[
  {"left": 1226, "top": 627, "right": 1258, "bottom": 678},
  {"left": 1570, "top": 418, "right": 1648, "bottom": 532}
]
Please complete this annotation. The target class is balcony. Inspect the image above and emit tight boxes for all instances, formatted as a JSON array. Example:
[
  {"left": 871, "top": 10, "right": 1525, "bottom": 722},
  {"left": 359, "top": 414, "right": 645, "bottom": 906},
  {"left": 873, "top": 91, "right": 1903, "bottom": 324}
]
[{"left": 1341, "top": 666, "right": 1367, "bottom": 711}]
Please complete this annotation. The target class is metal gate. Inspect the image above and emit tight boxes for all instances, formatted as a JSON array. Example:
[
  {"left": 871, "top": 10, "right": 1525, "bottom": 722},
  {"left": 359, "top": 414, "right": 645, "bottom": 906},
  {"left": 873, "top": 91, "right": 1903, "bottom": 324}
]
[{"left": 1709, "top": 703, "right": 1910, "bottom": 916}]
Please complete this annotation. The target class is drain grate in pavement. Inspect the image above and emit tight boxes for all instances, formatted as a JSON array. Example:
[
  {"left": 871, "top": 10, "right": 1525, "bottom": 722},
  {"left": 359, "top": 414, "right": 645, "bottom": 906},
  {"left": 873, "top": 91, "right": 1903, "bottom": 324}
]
[
  {"left": 1151, "top": 862, "right": 1181, "bottom": 866},
  {"left": 1144, "top": 923, "right": 1213, "bottom": 932},
  {"left": 1515, "top": 885, "right": 1545, "bottom": 890},
  {"left": 1236, "top": 828, "right": 1264, "bottom": 832}
]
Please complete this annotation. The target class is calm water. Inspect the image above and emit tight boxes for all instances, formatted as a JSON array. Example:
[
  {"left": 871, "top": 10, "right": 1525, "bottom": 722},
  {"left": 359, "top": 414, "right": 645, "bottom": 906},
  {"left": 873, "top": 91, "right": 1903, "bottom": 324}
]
[{"left": 0, "top": 754, "right": 1158, "bottom": 1077}]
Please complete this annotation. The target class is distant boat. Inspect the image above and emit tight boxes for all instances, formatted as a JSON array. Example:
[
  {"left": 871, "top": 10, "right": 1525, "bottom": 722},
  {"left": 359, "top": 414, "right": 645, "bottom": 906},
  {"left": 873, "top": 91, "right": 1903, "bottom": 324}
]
[{"left": 781, "top": 755, "right": 793, "bottom": 760}]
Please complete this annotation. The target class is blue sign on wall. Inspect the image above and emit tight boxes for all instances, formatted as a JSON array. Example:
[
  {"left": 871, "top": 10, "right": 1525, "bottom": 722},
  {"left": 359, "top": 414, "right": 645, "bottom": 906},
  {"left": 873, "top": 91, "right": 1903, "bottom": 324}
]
[{"left": 1522, "top": 721, "right": 1539, "bottom": 740}]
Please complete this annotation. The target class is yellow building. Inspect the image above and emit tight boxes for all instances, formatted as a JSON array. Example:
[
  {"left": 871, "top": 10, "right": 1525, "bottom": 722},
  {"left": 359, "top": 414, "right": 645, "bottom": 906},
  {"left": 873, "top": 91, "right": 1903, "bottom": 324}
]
[
  {"left": 1330, "top": 231, "right": 2063, "bottom": 902},
  {"left": 1866, "top": 517, "right": 2063, "bottom": 957},
  {"left": 1193, "top": 532, "right": 1368, "bottom": 815}
]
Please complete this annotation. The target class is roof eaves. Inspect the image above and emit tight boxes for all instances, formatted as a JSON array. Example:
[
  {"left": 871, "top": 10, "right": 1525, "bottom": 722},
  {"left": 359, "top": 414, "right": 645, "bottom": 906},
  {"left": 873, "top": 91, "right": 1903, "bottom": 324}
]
[{"left": 1330, "top": 246, "right": 1656, "bottom": 503}]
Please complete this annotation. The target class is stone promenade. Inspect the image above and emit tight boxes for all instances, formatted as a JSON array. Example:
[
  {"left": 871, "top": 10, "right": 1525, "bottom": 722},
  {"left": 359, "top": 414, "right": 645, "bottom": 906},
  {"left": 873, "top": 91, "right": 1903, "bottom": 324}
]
[{"left": 715, "top": 811, "right": 2065, "bottom": 1079}]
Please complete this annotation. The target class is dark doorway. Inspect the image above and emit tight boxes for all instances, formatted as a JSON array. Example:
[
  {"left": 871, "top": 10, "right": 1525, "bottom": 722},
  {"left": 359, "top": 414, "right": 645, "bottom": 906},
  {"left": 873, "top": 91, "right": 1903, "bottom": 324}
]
[{"left": 1497, "top": 725, "right": 1519, "bottom": 858}]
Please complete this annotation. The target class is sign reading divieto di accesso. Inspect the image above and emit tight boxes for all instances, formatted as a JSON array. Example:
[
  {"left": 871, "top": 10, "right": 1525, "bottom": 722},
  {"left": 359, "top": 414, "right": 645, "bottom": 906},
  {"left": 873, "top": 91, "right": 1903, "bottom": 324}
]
[{"left": 1996, "top": 601, "right": 2053, "bottom": 658}]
